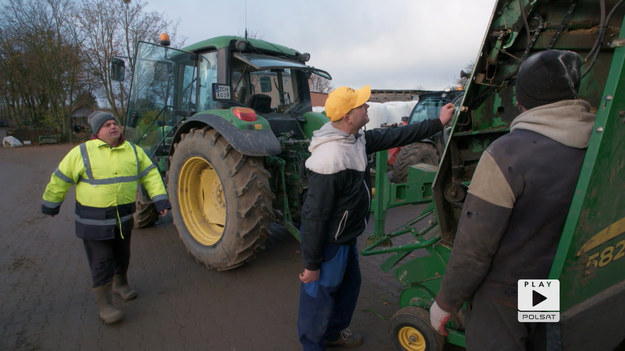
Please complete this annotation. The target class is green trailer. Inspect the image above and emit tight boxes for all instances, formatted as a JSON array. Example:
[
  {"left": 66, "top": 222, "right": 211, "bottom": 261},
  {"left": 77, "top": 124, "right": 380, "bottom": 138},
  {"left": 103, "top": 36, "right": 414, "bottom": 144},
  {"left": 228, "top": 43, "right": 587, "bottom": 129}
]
[{"left": 366, "top": 0, "right": 625, "bottom": 349}]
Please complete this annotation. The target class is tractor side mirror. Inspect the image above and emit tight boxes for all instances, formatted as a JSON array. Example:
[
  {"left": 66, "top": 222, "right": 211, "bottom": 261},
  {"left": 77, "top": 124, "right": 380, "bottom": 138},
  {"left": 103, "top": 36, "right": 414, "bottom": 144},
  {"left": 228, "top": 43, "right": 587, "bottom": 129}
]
[
  {"left": 111, "top": 58, "right": 125, "bottom": 82},
  {"left": 127, "top": 111, "right": 139, "bottom": 128},
  {"left": 154, "top": 60, "right": 173, "bottom": 81}
]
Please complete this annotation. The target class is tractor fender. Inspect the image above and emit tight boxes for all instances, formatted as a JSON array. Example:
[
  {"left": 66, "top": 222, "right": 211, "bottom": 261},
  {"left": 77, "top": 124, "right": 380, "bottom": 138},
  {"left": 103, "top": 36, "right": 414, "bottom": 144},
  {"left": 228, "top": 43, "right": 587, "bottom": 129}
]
[
  {"left": 171, "top": 113, "right": 282, "bottom": 157},
  {"left": 419, "top": 137, "right": 435, "bottom": 146}
]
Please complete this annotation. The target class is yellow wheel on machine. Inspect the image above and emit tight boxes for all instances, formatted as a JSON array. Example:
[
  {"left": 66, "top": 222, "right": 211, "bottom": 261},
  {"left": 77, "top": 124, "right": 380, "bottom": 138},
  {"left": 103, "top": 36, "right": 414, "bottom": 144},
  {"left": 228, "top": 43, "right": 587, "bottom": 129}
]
[
  {"left": 390, "top": 306, "right": 444, "bottom": 351},
  {"left": 397, "top": 325, "right": 427, "bottom": 350},
  {"left": 177, "top": 155, "right": 225, "bottom": 245},
  {"left": 168, "top": 127, "right": 274, "bottom": 270}
]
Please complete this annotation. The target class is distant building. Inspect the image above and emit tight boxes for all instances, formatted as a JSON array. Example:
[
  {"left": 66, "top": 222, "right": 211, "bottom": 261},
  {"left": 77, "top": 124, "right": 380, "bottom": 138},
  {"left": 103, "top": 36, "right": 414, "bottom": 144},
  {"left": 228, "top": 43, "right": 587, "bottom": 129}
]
[
  {"left": 310, "top": 92, "right": 328, "bottom": 107},
  {"left": 311, "top": 89, "right": 429, "bottom": 108},
  {"left": 370, "top": 89, "right": 428, "bottom": 103},
  {"left": 71, "top": 105, "right": 94, "bottom": 132}
]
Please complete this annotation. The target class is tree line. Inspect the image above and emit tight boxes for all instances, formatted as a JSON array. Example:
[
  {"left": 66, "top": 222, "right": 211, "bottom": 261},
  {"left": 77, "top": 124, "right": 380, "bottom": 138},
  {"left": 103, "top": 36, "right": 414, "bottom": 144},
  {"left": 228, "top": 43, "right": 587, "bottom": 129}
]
[{"left": 0, "top": 0, "right": 178, "bottom": 141}]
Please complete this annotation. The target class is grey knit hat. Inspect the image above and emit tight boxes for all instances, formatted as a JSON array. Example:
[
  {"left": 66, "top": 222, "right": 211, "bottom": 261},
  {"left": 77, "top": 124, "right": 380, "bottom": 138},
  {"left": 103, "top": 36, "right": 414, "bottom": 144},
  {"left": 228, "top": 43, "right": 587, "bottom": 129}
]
[
  {"left": 515, "top": 49, "right": 582, "bottom": 110},
  {"left": 88, "top": 111, "right": 117, "bottom": 134}
]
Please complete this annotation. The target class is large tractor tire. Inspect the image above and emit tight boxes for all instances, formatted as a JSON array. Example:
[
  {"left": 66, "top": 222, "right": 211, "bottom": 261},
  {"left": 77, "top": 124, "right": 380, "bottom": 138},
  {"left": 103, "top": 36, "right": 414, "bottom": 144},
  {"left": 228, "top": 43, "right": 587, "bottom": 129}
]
[
  {"left": 167, "top": 127, "right": 274, "bottom": 270},
  {"left": 390, "top": 306, "right": 444, "bottom": 351},
  {"left": 390, "top": 143, "right": 439, "bottom": 183}
]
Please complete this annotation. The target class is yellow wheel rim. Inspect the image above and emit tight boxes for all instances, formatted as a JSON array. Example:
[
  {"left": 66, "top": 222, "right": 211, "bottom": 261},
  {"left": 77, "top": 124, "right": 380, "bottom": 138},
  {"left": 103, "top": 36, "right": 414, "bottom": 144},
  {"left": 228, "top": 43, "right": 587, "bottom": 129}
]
[
  {"left": 178, "top": 156, "right": 226, "bottom": 245},
  {"left": 397, "top": 326, "right": 426, "bottom": 351}
]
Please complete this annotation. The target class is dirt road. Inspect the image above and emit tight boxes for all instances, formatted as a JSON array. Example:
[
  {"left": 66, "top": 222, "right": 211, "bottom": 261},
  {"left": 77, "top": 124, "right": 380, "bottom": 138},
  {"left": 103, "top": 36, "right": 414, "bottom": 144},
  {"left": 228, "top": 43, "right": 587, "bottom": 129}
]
[{"left": 1, "top": 143, "right": 413, "bottom": 351}]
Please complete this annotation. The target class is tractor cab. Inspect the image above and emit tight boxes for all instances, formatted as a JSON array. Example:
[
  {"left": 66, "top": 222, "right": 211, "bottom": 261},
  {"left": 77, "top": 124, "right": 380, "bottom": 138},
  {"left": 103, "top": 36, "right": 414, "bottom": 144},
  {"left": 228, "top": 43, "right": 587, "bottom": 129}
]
[{"left": 121, "top": 36, "right": 331, "bottom": 167}]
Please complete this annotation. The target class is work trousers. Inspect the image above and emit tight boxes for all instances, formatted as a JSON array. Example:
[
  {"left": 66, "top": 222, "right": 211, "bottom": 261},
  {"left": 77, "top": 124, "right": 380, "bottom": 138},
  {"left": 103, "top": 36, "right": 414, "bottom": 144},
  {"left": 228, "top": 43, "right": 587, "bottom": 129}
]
[
  {"left": 298, "top": 243, "right": 361, "bottom": 351},
  {"left": 465, "top": 286, "right": 546, "bottom": 351},
  {"left": 82, "top": 226, "right": 132, "bottom": 288}
]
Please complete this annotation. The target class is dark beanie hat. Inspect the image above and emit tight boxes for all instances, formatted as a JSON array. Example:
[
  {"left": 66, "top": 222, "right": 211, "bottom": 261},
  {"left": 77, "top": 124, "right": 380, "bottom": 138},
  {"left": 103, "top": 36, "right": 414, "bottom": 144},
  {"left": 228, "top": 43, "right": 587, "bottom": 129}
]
[
  {"left": 515, "top": 49, "right": 582, "bottom": 110},
  {"left": 88, "top": 111, "right": 117, "bottom": 134}
]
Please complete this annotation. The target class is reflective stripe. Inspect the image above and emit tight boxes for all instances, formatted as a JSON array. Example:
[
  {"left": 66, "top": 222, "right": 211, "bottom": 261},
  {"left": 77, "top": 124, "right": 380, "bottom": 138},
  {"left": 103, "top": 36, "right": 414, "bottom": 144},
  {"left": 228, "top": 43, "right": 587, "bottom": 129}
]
[
  {"left": 130, "top": 142, "right": 141, "bottom": 175},
  {"left": 335, "top": 210, "right": 349, "bottom": 240},
  {"left": 80, "top": 175, "right": 140, "bottom": 185},
  {"left": 363, "top": 179, "right": 370, "bottom": 227},
  {"left": 54, "top": 168, "right": 75, "bottom": 185},
  {"left": 151, "top": 194, "right": 168, "bottom": 202},
  {"left": 139, "top": 164, "right": 156, "bottom": 179},
  {"left": 42, "top": 199, "right": 61, "bottom": 208},
  {"left": 75, "top": 213, "right": 133, "bottom": 226},
  {"left": 78, "top": 141, "right": 141, "bottom": 184},
  {"left": 79, "top": 143, "right": 94, "bottom": 180}
]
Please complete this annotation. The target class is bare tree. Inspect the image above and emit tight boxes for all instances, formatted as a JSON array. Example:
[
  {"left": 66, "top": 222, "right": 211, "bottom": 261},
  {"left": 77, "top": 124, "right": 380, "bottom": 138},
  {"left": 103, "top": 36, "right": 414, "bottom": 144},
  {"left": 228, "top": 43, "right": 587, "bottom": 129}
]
[
  {"left": 75, "top": 0, "right": 178, "bottom": 122},
  {"left": 0, "top": 0, "right": 86, "bottom": 141},
  {"left": 0, "top": 0, "right": 178, "bottom": 139},
  {"left": 309, "top": 74, "right": 333, "bottom": 93}
]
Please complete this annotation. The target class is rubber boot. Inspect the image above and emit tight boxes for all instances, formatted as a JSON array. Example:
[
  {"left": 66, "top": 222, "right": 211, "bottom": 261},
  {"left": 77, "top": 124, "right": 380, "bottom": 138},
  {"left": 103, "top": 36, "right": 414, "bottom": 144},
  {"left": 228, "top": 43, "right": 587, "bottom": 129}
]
[
  {"left": 112, "top": 274, "right": 137, "bottom": 301},
  {"left": 92, "top": 283, "right": 123, "bottom": 324}
]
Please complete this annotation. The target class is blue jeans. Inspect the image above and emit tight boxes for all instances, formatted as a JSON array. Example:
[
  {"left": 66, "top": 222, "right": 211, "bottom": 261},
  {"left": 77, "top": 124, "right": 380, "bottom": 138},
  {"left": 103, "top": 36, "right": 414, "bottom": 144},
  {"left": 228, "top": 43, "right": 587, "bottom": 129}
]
[{"left": 297, "top": 243, "right": 361, "bottom": 351}]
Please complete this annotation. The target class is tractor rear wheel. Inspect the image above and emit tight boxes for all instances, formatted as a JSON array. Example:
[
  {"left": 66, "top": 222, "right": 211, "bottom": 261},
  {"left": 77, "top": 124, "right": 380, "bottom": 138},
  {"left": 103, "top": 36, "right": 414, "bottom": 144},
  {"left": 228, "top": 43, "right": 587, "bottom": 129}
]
[
  {"left": 390, "top": 306, "right": 444, "bottom": 351},
  {"left": 168, "top": 127, "right": 274, "bottom": 270},
  {"left": 390, "top": 143, "right": 439, "bottom": 183}
]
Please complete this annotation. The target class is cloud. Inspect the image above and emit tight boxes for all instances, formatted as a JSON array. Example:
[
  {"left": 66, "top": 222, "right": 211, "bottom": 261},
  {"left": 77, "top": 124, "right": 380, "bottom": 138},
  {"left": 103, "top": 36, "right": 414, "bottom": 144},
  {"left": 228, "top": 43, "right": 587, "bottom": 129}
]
[{"left": 145, "top": 0, "right": 497, "bottom": 90}]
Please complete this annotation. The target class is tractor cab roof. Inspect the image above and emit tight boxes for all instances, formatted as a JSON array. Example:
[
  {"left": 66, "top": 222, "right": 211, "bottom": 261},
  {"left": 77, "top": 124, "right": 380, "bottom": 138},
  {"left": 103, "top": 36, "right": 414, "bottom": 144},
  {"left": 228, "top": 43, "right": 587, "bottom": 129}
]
[
  {"left": 183, "top": 35, "right": 298, "bottom": 57},
  {"left": 183, "top": 35, "right": 331, "bottom": 79}
]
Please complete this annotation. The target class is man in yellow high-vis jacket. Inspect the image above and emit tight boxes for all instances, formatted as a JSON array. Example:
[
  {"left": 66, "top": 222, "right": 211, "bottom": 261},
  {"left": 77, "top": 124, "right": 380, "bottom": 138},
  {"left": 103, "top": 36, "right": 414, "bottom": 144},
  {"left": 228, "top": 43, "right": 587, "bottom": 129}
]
[{"left": 42, "top": 111, "right": 171, "bottom": 324}]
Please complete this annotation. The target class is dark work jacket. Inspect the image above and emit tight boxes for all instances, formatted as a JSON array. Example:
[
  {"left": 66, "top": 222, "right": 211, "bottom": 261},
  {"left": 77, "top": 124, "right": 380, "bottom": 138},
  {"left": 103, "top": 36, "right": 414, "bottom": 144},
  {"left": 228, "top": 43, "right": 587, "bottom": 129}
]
[
  {"left": 300, "top": 119, "right": 443, "bottom": 270},
  {"left": 436, "top": 100, "right": 595, "bottom": 311}
]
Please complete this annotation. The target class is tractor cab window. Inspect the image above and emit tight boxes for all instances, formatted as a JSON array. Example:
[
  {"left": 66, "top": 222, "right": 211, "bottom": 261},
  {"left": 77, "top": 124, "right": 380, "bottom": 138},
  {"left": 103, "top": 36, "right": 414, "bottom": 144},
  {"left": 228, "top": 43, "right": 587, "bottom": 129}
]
[
  {"left": 230, "top": 66, "right": 299, "bottom": 114},
  {"left": 230, "top": 53, "right": 322, "bottom": 114},
  {"left": 409, "top": 91, "right": 464, "bottom": 125},
  {"left": 248, "top": 69, "right": 297, "bottom": 113},
  {"left": 198, "top": 51, "right": 218, "bottom": 111},
  {"left": 409, "top": 95, "right": 451, "bottom": 124},
  {"left": 124, "top": 41, "right": 197, "bottom": 153},
  {"left": 231, "top": 68, "right": 251, "bottom": 104}
]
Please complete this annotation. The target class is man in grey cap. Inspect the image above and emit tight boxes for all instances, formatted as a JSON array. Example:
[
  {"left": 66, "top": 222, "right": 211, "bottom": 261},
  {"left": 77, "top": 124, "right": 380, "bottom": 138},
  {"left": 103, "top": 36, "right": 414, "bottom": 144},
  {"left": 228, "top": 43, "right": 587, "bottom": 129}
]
[
  {"left": 42, "top": 111, "right": 171, "bottom": 324},
  {"left": 429, "top": 49, "right": 596, "bottom": 349}
]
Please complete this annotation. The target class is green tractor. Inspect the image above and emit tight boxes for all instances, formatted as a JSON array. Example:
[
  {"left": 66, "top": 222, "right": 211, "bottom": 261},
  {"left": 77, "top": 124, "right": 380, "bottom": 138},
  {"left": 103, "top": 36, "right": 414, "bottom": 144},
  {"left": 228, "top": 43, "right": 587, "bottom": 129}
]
[
  {"left": 114, "top": 35, "right": 331, "bottom": 270},
  {"left": 366, "top": 0, "right": 625, "bottom": 350}
]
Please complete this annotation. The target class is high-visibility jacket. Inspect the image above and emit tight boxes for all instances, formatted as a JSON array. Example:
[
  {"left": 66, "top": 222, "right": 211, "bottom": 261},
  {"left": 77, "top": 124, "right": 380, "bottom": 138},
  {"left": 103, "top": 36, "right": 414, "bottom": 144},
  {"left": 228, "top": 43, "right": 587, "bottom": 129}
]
[{"left": 42, "top": 139, "right": 170, "bottom": 240}]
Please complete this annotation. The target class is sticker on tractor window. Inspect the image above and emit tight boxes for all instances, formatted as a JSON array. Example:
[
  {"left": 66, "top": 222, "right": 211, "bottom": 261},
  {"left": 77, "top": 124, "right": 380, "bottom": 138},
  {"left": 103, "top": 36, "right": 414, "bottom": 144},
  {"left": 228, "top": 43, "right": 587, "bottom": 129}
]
[
  {"left": 517, "top": 279, "right": 560, "bottom": 322},
  {"left": 213, "top": 83, "right": 231, "bottom": 100}
]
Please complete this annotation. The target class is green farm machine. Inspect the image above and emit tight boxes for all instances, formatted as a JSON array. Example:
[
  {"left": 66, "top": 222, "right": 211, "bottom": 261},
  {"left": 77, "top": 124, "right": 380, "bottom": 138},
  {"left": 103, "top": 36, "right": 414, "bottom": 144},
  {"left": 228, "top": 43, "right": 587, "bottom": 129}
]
[
  {"left": 365, "top": 0, "right": 625, "bottom": 350},
  {"left": 113, "top": 35, "right": 330, "bottom": 270}
]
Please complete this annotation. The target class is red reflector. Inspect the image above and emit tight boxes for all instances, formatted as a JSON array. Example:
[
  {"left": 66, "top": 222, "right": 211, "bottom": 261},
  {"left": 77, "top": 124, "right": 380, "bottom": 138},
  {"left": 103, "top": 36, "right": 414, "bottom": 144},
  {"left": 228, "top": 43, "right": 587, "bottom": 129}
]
[{"left": 233, "top": 107, "right": 257, "bottom": 122}]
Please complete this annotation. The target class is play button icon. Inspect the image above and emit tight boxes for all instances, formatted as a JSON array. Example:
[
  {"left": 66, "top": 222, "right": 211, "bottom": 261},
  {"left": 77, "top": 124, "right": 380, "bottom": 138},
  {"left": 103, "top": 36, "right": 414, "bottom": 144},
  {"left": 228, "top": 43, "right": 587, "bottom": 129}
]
[
  {"left": 533, "top": 290, "right": 548, "bottom": 306},
  {"left": 518, "top": 279, "right": 560, "bottom": 312},
  {"left": 518, "top": 280, "right": 560, "bottom": 322}
]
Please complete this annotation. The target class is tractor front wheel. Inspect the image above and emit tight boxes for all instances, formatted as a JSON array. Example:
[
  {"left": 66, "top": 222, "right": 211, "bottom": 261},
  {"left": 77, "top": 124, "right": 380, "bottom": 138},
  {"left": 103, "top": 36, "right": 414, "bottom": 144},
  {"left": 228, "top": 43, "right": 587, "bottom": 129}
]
[
  {"left": 168, "top": 127, "right": 274, "bottom": 270},
  {"left": 390, "top": 306, "right": 444, "bottom": 351}
]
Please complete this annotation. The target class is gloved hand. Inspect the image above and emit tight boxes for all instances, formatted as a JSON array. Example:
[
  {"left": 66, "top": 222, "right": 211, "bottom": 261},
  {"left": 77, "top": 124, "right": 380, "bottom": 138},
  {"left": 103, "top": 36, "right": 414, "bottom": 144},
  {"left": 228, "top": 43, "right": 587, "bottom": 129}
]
[
  {"left": 41, "top": 205, "right": 59, "bottom": 217},
  {"left": 429, "top": 300, "right": 452, "bottom": 336}
]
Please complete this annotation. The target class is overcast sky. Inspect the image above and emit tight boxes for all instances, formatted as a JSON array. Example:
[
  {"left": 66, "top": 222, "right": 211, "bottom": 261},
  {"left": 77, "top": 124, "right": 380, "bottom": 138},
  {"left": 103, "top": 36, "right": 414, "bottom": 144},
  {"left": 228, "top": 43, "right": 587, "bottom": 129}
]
[{"left": 144, "top": 0, "right": 497, "bottom": 91}]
